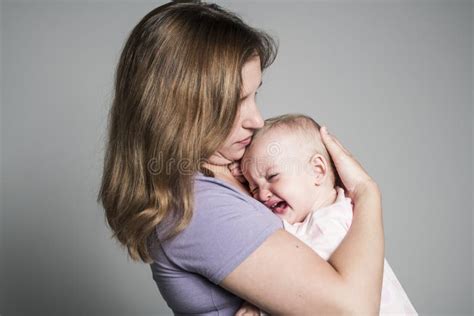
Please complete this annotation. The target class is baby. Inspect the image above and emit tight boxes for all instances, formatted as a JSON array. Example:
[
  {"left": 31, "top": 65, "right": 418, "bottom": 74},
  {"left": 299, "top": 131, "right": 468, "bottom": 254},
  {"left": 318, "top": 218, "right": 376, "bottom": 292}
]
[{"left": 236, "top": 114, "right": 417, "bottom": 315}]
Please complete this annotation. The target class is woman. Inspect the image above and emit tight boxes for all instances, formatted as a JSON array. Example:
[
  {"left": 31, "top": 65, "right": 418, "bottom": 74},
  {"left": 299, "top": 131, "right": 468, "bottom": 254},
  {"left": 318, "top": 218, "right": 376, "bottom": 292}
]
[{"left": 97, "top": 1, "right": 384, "bottom": 315}]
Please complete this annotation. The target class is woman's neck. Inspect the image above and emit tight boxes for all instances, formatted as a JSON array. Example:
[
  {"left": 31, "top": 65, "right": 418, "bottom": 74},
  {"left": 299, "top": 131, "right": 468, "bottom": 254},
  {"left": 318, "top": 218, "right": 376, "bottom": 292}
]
[{"left": 203, "top": 163, "right": 251, "bottom": 196}]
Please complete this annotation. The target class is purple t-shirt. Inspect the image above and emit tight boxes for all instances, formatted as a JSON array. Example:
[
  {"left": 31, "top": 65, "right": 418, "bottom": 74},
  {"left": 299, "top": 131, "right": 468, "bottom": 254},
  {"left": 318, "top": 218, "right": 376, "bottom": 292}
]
[{"left": 149, "top": 172, "right": 283, "bottom": 315}]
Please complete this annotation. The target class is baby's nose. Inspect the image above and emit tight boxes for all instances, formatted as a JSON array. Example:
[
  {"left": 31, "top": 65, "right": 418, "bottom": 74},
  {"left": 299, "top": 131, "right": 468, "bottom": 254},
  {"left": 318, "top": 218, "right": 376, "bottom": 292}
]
[{"left": 257, "top": 189, "right": 272, "bottom": 202}]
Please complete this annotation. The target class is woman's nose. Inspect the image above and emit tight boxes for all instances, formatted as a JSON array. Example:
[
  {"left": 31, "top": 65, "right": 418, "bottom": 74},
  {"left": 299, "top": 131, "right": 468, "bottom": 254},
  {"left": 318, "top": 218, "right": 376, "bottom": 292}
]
[{"left": 242, "top": 101, "right": 264, "bottom": 129}]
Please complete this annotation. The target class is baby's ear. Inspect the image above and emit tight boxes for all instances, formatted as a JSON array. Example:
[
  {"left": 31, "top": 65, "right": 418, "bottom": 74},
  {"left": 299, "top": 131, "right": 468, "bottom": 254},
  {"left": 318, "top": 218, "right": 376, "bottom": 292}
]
[{"left": 309, "top": 153, "right": 328, "bottom": 186}]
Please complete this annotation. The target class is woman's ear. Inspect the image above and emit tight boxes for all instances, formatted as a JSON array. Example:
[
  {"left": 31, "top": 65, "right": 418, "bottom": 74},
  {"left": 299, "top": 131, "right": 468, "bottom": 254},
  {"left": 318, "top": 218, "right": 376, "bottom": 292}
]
[{"left": 309, "top": 153, "right": 328, "bottom": 186}]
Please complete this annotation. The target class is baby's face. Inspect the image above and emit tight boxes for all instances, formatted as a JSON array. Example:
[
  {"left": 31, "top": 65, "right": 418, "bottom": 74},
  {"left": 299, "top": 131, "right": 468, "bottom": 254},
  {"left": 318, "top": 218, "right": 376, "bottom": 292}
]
[{"left": 242, "top": 129, "right": 320, "bottom": 224}]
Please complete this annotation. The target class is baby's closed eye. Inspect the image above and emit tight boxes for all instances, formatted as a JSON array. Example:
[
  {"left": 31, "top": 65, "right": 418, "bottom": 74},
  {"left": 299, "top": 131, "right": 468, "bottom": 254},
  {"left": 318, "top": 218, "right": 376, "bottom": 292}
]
[{"left": 267, "top": 173, "right": 279, "bottom": 181}]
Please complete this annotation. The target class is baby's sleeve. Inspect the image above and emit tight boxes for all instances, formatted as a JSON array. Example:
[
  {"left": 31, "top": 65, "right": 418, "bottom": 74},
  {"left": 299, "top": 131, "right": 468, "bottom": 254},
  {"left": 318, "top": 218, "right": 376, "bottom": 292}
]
[{"left": 158, "top": 189, "right": 283, "bottom": 285}]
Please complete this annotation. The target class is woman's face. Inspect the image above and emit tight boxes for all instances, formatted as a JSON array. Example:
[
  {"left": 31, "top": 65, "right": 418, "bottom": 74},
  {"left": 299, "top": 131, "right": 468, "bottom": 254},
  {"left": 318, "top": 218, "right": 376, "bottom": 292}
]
[{"left": 208, "top": 56, "right": 264, "bottom": 165}]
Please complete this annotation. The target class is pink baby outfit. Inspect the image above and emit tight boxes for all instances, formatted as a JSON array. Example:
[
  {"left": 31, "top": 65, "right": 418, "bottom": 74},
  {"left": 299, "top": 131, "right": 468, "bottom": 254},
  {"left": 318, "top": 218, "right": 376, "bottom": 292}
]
[{"left": 283, "top": 188, "right": 417, "bottom": 315}]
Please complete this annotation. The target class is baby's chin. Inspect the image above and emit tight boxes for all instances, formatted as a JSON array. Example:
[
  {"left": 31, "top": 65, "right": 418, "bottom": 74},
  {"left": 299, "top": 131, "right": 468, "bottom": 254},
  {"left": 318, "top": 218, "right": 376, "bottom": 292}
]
[
  {"left": 277, "top": 212, "right": 297, "bottom": 225},
  {"left": 279, "top": 208, "right": 309, "bottom": 225},
  {"left": 283, "top": 217, "right": 296, "bottom": 225}
]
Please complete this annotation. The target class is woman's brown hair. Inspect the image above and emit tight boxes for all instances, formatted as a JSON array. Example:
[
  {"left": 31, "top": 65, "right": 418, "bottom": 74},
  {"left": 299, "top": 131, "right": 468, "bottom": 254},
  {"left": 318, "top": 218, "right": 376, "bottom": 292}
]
[{"left": 97, "top": 1, "right": 277, "bottom": 263}]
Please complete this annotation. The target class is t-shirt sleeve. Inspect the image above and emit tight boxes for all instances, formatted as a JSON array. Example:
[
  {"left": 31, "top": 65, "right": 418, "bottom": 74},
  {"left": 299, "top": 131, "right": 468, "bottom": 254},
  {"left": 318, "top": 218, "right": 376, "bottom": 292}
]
[{"left": 157, "top": 187, "right": 283, "bottom": 285}]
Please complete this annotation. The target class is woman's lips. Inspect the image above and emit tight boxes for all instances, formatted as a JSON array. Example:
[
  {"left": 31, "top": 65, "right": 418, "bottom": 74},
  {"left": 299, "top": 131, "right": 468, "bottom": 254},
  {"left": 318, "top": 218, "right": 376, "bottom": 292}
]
[{"left": 237, "top": 136, "right": 252, "bottom": 146}]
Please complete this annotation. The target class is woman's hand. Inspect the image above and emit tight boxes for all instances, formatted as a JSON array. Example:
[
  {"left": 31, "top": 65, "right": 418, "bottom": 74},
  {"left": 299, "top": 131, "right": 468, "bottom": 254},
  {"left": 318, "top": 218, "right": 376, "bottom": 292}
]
[
  {"left": 234, "top": 301, "right": 261, "bottom": 316},
  {"left": 320, "top": 127, "right": 380, "bottom": 203}
]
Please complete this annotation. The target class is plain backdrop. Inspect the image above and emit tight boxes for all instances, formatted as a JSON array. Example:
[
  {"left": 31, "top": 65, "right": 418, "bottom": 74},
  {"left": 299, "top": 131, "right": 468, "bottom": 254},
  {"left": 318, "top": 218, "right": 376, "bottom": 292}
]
[{"left": 1, "top": 0, "right": 472, "bottom": 315}]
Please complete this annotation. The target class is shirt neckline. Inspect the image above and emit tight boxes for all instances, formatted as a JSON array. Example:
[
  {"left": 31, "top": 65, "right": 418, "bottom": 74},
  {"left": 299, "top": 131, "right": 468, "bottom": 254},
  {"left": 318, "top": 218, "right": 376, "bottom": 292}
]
[{"left": 195, "top": 171, "right": 262, "bottom": 206}]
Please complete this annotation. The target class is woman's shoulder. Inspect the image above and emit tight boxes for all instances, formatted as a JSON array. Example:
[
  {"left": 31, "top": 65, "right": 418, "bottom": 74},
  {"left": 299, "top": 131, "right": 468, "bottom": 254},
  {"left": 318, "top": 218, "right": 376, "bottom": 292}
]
[
  {"left": 156, "top": 172, "right": 281, "bottom": 240},
  {"left": 153, "top": 172, "right": 283, "bottom": 284},
  {"left": 193, "top": 172, "right": 251, "bottom": 205},
  {"left": 191, "top": 172, "right": 282, "bottom": 228}
]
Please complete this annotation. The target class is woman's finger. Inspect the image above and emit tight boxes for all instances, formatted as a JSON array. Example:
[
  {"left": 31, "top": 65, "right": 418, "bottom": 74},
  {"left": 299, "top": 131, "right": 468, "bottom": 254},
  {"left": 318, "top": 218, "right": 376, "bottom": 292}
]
[
  {"left": 321, "top": 126, "right": 353, "bottom": 156},
  {"left": 320, "top": 126, "right": 374, "bottom": 195},
  {"left": 320, "top": 126, "right": 346, "bottom": 159},
  {"left": 331, "top": 133, "right": 352, "bottom": 157}
]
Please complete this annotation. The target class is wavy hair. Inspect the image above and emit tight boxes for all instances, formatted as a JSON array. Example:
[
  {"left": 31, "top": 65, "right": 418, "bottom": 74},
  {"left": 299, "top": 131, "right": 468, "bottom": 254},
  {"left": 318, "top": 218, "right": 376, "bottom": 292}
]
[{"left": 97, "top": 1, "right": 277, "bottom": 262}]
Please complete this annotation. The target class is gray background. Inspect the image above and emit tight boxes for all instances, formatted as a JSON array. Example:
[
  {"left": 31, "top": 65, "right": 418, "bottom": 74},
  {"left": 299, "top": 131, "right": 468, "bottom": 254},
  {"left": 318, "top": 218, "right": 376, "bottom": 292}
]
[{"left": 1, "top": 0, "right": 472, "bottom": 315}]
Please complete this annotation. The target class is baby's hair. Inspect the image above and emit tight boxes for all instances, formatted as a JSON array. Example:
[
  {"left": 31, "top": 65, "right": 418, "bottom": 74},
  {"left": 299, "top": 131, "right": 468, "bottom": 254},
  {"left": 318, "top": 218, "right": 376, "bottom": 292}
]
[{"left": 253, "top": 113, "right": 338, "bottom": 186}]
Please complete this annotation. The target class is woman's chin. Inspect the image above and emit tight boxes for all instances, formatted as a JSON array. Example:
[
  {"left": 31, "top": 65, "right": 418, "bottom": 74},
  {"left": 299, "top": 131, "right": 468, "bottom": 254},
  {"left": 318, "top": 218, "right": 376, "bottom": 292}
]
[{"left": 227, "top": 147, "right": 247, "bottom": 161}]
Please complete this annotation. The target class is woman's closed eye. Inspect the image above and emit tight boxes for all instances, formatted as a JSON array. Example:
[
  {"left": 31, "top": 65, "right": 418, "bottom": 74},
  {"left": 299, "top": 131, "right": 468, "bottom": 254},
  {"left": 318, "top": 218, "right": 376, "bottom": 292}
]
[{"left": 239, "top": 91, "right": 258, "bottom": 103}]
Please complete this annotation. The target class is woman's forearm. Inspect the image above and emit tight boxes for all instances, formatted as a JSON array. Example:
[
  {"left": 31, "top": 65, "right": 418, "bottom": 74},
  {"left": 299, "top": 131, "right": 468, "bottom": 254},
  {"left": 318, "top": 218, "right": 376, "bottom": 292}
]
[{"left": 328, "top": 183, "right": 384, "bottom": 314}]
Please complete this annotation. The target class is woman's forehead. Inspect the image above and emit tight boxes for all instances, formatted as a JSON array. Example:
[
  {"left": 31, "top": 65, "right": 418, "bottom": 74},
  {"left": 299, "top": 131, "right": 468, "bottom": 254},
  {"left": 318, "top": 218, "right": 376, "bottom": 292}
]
[{"left": 241, "top": 56, "right": 262, "bottom": 95}]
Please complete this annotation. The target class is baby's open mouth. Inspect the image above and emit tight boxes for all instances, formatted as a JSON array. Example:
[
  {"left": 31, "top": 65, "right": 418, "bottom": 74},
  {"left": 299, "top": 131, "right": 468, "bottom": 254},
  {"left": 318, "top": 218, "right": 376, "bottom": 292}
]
[{"left": 270, "top": 201, "right": 288, "bottom": 214}]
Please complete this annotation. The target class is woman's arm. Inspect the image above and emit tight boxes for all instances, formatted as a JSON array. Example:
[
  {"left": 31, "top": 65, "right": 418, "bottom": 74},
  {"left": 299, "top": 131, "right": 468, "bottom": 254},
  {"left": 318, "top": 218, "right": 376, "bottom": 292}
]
[{"left": 220, "top": 127, "right": 384, "bottom": 314}]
